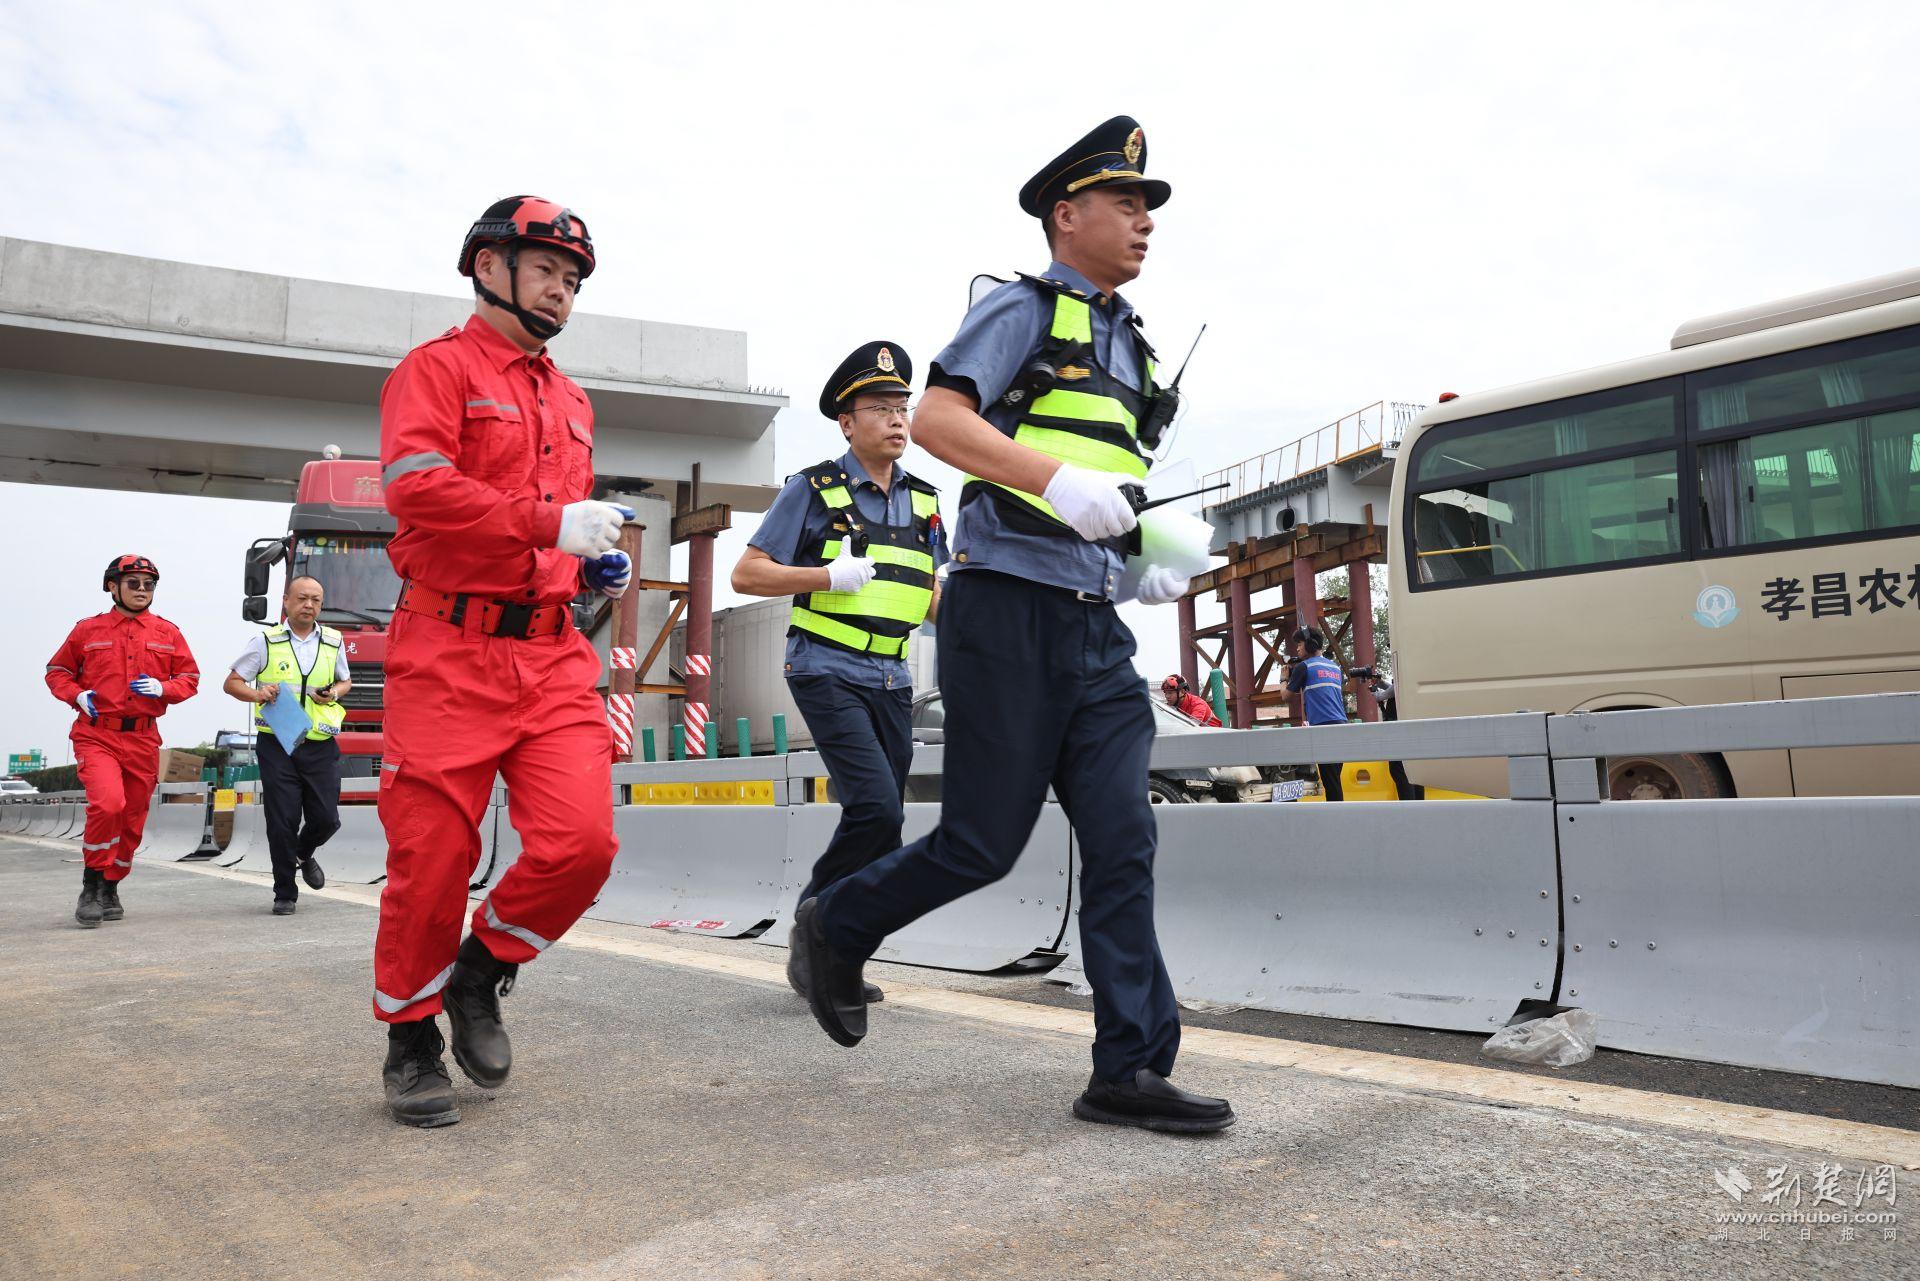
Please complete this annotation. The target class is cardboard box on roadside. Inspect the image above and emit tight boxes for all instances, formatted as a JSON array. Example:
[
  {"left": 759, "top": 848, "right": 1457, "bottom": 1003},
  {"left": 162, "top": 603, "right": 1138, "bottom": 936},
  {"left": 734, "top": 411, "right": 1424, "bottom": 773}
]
[{"left": 156, "top": 748, "right": 204, "bottom": 784}]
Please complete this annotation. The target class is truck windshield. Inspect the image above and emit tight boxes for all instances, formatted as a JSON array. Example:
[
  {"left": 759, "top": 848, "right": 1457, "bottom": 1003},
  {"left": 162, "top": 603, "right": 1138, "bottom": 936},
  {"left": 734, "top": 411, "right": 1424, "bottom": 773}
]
[{"left": 291, "top": 535, "right": 401, "bottom": 623}]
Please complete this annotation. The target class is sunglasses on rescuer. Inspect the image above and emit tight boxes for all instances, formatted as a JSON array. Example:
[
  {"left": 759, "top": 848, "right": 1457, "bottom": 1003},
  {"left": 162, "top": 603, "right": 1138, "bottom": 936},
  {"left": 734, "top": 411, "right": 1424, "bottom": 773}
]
[{"left": 118, "top": 576, "right": 156, "bottom": 590}]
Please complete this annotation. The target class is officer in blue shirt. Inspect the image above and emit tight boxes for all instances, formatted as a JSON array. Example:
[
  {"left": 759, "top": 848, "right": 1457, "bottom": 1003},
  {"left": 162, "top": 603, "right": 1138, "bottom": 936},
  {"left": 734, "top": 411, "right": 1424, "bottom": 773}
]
[
  {"left": 1285, "top": 626, "right": 1351, "bottom": 800},
  {"left": 730, "top": 341, "right": 944, "bottom": 1006},
  {"left": 792, "top": 116, "right": 1235, "bottom": 1134}
]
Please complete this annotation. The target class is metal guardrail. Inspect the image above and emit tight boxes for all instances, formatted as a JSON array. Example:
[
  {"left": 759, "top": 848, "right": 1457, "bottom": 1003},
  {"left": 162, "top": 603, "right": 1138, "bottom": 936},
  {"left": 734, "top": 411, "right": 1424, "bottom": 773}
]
[{"left": 1200, "top": 400, "right": 1425, "bottom": 507}]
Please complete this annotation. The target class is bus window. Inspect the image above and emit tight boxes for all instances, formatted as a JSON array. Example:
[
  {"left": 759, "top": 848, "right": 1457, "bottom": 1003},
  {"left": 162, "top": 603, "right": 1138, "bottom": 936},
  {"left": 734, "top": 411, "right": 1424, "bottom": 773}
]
[
  {"left": 1698, "top": 410, "right": 1920, "bottom": 549},
  {"left": 1412, "top": 388, "right": 1676, "bottom": 484},
  {"left": 1691, "top": 327, "right": 1920, "bottom": 431},
  {"left": 1413, "top": 452, "right": 1680, "bottom": 582}
]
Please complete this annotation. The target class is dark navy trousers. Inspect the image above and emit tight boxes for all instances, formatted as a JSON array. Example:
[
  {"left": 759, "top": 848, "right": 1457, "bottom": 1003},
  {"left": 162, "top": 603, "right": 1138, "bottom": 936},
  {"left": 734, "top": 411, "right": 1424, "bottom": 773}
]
[
  {"left": 257, "top": 732, "right": 341, "bottom": 902},
  {"left": 816, "top": 570, "right": 1181, "bottom": 1082},
  {"left": 786, "top": 672, "right": 915, "bottom": 904}
]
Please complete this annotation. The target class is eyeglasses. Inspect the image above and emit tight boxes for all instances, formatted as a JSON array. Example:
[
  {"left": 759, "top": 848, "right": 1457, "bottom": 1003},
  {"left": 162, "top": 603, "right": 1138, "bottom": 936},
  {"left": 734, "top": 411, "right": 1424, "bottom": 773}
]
[
  {"left": 119, "top": 576, "right": 157, "bottom": 590},
  {"left": 853, "top": 403, "right": 914, "bottom": 421}
]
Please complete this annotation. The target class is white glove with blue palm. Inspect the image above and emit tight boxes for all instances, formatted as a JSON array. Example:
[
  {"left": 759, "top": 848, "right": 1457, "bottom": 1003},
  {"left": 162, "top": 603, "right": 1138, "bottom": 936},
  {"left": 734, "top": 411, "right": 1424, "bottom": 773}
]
[
  {"left": 130, "top": 673, "right": 164, "bottom": 698},
  {"left": 76, "top": 690, "right": 98, "bottom": 719}
]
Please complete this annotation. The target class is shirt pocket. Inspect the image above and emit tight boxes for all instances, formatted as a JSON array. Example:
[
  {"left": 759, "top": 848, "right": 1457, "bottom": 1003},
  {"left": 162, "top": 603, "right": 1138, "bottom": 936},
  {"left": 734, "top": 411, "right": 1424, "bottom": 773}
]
[
  {"left": 458, "top": 397, "right": 534, "bottom": 487},
  {"left": 143, "top": 641, "right": 178, "bottom": 678},
  {"left": 564, "top": 417, "right": 594, "bottom": 498}
]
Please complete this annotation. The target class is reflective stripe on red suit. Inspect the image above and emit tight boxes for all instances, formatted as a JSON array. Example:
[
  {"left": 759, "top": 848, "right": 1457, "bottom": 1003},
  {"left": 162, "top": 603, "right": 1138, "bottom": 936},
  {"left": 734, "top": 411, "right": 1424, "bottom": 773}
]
[
  {"left": 371, "top": 313, "right": 614, "bottom": 1023},
  {"left": 43, "top": 611, "right": 200, "bottom": 879}
]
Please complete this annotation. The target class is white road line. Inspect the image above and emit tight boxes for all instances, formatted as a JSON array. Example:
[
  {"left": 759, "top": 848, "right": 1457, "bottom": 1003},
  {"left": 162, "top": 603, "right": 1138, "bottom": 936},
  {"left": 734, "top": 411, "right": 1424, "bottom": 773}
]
[{"left": 54, "top": 842, "right": 1920, "bottom": 1167}]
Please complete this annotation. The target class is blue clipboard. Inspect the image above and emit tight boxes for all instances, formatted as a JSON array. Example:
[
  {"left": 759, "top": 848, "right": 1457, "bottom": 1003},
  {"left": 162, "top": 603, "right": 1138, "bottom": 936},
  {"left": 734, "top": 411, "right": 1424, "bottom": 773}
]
[{"left": 261, "top": 688, "right": 314, "bottom": 745}]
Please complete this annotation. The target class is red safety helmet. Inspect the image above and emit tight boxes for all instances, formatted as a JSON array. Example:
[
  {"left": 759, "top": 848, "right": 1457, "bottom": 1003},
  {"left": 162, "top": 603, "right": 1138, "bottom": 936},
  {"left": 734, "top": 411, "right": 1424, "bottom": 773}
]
[
  {"left": 1161, "top": 674, "right": 1188, "bottom": 696},
  {"left": 459, "top": 195, "right": 596, "bottom": 280},
  {"left": 103, "top": 554, "right": 159, "bottom": 591}
]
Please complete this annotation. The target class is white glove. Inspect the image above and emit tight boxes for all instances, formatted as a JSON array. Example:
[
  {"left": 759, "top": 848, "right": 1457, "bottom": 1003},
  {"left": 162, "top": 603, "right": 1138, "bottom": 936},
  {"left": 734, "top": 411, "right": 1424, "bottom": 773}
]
[
  {"left": 1041, "top": 465, "right": 1140, "bottom": 542},
  {"left": 1133, "top": 565, "right": 1190, "bottom": 607},
  {"left": 556, "top": 500, "right": 636, "bottom": 557},
  {"left": 130, "top": 674, "right": 164, "bottom": 698},
  {"left": 76, "top": 690, "right": 97, "bottom": 719},
  {"left": 826, "top": 547, "right": 877, "bottom": 594}
]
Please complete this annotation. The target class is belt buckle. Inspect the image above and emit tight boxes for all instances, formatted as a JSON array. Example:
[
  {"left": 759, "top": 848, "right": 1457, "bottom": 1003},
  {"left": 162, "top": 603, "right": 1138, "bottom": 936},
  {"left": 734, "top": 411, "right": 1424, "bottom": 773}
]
[
  {"left": 492, "top": 600, "right": 536, "bottom": 639},
  {"left": 1074, "top": 590, "right": 1107, "bottom": 603}
]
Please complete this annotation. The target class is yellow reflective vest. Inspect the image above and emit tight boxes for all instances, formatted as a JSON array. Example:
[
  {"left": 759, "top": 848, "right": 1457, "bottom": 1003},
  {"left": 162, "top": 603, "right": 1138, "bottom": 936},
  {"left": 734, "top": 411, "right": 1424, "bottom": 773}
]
[
  {"left": 253, "top": 624, "right": 346, "bottom": 742},
  {"left": 962, "top": 276, "right": 1158, "bottom": 535},
  {"left": 789, "top": 461, "right": 939, "bottom": 659}
]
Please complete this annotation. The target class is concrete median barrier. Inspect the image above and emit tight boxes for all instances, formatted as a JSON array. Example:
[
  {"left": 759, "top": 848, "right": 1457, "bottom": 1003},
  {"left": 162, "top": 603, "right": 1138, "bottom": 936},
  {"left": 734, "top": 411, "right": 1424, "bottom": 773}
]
[
  {"left": 58, "top": 803, "right": 87, "bottom": 840},
  {"left": 588, "top": 805, "right": 790, "bottom": 937},
  {"left": 1054, "top": 799, "right": 1560, "bottom": 1033},
  {"left": 217, "top": 806, "right": 261, "bottom": 869},
  {"left": 1558, "top": 796, "right": 1920, "bottom": 1089},
  {"left": 139, "top": 800, "right": 209, "bottom": 861},
  {"left": 315, "top": 808, "right": 390, "bottom": 884}
]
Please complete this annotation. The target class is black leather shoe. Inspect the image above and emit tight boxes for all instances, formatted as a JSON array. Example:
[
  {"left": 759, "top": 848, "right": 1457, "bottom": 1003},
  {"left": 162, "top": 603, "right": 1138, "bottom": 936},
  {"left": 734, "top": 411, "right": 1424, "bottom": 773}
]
[
  {"left": 99, "top": 879, "right": 124, "bottom": 922},
  {"left": 794, "top": 898, "right": 867, "bottom": 1047},
  {"left": 443, "top": 934, "right": 516, "bottom": 1089},
  {"left": 1072, "top": 1069, "right": 1236, "bottom": 1134},
  {"left": 300, "top": 856, "right": 325, "bottom": 890},
  {"left": 272, "top": 899, "right": 296, "bottom": 916},
  {"left": 75, "top": 869, "right": 104, "bottom": 929},
  {"left": 787, "top": 924, "right": 884, "bottom": 1003},
  {"left": 383, "top": 1018, "right": 460, "bottom": 1128}
]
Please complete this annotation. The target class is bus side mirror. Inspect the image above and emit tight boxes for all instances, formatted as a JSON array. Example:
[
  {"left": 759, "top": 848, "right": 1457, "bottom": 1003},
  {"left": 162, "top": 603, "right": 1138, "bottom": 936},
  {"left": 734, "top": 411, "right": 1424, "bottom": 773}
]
[{"left": 242, "top": 596, "right": 269, "bottom": 623}]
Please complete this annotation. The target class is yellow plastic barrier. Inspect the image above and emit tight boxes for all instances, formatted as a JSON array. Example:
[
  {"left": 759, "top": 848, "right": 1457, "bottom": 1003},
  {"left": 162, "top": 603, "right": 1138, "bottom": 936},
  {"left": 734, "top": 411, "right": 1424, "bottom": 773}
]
[{"left": 1297, "top": 762, "right": 1485, "bottom": 803}]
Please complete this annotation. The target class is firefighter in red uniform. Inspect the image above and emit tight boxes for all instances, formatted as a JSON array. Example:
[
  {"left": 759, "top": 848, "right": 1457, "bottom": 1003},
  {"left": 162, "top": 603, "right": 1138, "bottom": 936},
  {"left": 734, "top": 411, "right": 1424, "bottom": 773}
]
[
  {"left": 43, "top": 556, "right": 200, "bottom": 927},
  {"left": 1160, "top": 674, "right": 1220, "bottom": 726},
  {"left": 373, "top": 196, "right": 634, "bottom": 1128}
]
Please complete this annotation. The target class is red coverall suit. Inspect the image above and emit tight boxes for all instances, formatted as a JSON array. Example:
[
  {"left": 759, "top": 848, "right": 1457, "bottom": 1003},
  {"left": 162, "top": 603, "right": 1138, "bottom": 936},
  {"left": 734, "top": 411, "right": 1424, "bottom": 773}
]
[
  {"left": 1174, "top": 691, "right": 1220, "bottom": 726},
  {"left": 372, "top": 313, "right": 617, "bottom": 1024},
  {"left": 43, "top": 613, "right": 200, "bottom": 878}
]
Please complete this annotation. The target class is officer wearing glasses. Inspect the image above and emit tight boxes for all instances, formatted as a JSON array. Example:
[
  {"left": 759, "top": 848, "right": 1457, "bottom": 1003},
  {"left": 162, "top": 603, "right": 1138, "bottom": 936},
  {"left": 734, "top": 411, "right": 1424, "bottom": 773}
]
[{"left": 730, "top": 341, "right": 945, "bottom": 1007}]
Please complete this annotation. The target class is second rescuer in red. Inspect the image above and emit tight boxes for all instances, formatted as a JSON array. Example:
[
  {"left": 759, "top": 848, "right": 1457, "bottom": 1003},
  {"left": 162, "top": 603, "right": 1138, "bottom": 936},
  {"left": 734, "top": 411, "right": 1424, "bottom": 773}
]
[{"left": 372, "top": 195, "right": 635, "bottom": 1128}]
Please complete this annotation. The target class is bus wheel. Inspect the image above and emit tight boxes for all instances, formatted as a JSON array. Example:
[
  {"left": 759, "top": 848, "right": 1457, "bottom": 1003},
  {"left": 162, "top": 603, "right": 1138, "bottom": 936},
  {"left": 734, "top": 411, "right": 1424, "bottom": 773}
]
[{"left": 1605, "top": 753, "right": 1731, "bottom": 800}]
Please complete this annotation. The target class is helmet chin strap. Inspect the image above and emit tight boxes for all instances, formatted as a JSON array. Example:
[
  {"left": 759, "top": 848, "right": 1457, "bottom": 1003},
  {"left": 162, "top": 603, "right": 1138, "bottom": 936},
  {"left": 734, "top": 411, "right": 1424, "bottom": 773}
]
[
  {"left": 110, "top": 584, "right": 150, "bottom": 615},
  {"left": 474, "top": 244, "right": 565, "bottom": 342}
]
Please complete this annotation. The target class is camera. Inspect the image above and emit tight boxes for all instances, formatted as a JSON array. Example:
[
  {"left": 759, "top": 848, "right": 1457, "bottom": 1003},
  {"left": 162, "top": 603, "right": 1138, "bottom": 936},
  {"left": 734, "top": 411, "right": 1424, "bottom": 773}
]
[{"left": 1346, "top": 666, "right": 1376, "bottom": 681}]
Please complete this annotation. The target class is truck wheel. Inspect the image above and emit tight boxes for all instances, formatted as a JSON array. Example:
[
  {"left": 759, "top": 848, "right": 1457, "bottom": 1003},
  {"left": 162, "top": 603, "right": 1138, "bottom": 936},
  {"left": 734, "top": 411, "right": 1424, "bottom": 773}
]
[
  {"left": 1147, "top": 778, "right": 1190, "bottom": 805},
  {"left": 1605, "top": 752, "right": 1732, "bottom": 800}
]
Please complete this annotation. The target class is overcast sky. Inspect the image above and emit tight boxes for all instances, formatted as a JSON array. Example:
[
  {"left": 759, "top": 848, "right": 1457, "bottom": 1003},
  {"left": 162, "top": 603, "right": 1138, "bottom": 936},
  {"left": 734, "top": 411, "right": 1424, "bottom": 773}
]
[{"left": 4, "top": 1, "right": 1918, "bottom": 762}]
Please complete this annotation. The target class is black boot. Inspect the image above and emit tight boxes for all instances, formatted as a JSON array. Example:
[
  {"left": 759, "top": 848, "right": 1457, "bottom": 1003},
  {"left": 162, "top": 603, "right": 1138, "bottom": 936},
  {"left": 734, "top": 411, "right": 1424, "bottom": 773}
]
[
  {"left": 794, "top": 898, "right": 868, "bottom": 1047},
  {"left": 443, "top": 934, "right": 516, "bottom": 1089},
  {"left": 300, "top": 854, "right": 325, "bottom": 890},
  {"left": 788, "top": 923, "right": 884, "bottom": 1003},
  {"left": 99, "top": 878, "right": 124, "bottom": 922},
  {"left": 383, "top": 1018, "right": 459, "bottom": 1128},
  {"left": 1072, "top": 1069, "right": 1236, "bottom": 1134},
  {"left": 75, "top": 869, "right": 104, "bottom": 929}
]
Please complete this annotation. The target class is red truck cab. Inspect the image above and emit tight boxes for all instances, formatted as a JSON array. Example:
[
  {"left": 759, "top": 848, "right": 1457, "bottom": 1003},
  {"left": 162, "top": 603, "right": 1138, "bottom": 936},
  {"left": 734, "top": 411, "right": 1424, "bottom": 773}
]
[{"left": 242, "top": 451, "right": 400, "bottom": 779}]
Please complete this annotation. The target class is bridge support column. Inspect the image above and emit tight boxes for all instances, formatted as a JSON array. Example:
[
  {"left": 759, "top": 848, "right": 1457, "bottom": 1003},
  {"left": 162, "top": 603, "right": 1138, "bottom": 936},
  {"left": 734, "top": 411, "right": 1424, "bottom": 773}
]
[
  {"left": 1349, "top": 558, "right": 1378, "bottom": 721},
  {"left": 1177, "top": 595, "right": 1199, "bottom": 694},
  {"left": 1227, "top": 575, "right": 1254, "bottom": 730}
]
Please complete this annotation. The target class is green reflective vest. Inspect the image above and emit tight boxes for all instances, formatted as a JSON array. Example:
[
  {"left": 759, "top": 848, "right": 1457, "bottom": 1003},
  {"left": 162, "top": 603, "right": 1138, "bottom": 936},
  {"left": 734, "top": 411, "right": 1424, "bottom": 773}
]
[
  {"left": 253, "top": 624, "right": 347, "bottom": 741},
  {"left": 962, "top": 277, "right": 1158, "bottom": 535},
  {"left": 789, "top": 461, "right": 939, "bottom": 659}
]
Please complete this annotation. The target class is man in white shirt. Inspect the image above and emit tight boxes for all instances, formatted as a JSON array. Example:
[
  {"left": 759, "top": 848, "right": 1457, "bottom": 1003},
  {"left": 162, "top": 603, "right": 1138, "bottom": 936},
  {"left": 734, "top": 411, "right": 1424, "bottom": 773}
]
[{"left": 223, "top": 576, "right": 352, "bottom": 913}]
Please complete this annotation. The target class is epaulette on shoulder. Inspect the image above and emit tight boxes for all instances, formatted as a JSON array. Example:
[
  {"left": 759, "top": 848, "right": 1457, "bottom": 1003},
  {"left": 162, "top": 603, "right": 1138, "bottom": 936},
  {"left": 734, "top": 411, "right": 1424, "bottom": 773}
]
[
  {"left": 1015, "top": 271, "right": 1088, "bottom": 300},
  {"left": 903, "top": 471, "right": 940, "bottom": 497},
  {"left": 802, "top": 460, "right": 849, "bottom": 492}
]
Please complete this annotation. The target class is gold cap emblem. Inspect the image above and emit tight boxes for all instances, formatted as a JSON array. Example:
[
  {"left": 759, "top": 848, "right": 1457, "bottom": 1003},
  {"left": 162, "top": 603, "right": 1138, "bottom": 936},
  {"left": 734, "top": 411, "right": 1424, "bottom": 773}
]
[
  {"left": 1123, "top": 127, "right": 1144, "bottom": 166},
  {"left": 876, "top": 346, "right": 896, "bottom": 374}
]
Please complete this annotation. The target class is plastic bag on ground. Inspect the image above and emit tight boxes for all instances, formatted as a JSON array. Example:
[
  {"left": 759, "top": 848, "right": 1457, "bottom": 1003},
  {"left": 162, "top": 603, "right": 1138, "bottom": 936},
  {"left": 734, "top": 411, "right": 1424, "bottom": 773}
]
[{"left": 1480, "top": 1008, "right": 1598, "bottom": 1068}]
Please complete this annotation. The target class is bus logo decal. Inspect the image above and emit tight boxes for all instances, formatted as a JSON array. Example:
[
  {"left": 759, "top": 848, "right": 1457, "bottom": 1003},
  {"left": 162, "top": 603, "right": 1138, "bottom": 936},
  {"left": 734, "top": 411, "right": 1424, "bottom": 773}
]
[{"left": 1694, "top": 585, "right": 1740, "bottom": 629}]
